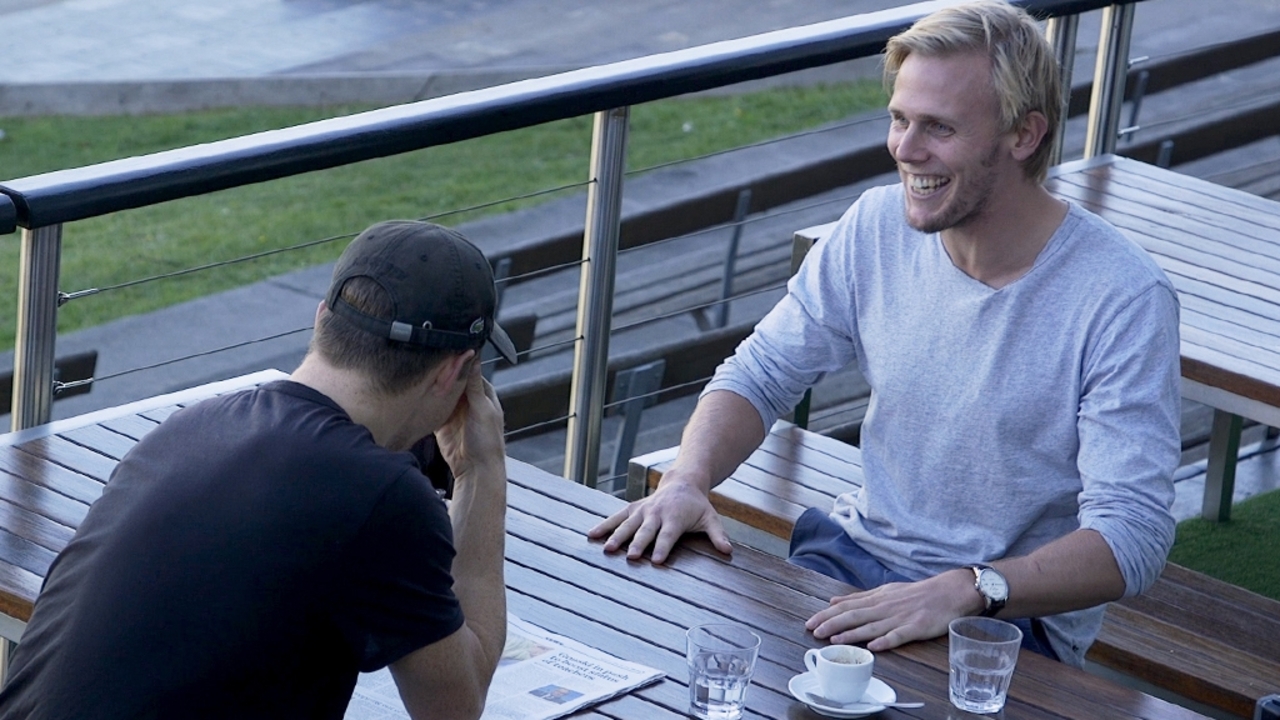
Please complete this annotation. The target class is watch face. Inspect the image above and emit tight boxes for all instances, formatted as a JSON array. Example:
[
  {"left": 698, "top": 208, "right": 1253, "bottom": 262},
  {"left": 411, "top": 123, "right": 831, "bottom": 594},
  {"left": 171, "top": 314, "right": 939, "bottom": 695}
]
[{"left": 978, "top": 570, "right": 1009, "bottom": 602}]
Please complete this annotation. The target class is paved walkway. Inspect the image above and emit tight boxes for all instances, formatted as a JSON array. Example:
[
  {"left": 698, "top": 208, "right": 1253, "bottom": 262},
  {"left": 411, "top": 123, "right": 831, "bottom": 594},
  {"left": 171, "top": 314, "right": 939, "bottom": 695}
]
[{"left": 3, "top": 0, "right": 1279, "bottom": 113}]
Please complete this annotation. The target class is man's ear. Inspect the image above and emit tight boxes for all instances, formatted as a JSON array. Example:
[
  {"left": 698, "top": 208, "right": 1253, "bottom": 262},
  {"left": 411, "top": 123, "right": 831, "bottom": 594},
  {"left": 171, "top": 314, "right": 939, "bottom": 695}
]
[
  {"left": 1010, "top": 110, "right": 1049, "bottom": 162},
  {"left": 314, "top": 301, "right": 327, "bottom": 326},
  {"left": 430, "top": 350, "right": 475, "bottom": 395}
]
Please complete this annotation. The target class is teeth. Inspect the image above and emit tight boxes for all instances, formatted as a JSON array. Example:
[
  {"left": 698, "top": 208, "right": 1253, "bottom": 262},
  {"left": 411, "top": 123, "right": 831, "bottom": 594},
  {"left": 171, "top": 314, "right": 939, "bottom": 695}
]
[{"left": 910, "top": 176, "right": 948, "bottom": 192}]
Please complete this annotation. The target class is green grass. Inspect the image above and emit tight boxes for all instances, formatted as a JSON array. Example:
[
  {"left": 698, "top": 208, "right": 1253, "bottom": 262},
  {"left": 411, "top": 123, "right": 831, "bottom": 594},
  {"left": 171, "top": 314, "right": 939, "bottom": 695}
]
[
  {"left": 1169, "top": 488, "right": 1280, "bottom": 600},
  {"left": 0, "top": 81, "right": 887, "bottom": 349}
]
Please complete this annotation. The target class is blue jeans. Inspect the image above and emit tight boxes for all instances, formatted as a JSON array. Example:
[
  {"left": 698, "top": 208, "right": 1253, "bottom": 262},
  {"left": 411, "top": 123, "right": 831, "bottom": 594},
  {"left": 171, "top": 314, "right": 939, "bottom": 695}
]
[{"left": 788, "top": 507, "right": 1060, "bottom": 661}]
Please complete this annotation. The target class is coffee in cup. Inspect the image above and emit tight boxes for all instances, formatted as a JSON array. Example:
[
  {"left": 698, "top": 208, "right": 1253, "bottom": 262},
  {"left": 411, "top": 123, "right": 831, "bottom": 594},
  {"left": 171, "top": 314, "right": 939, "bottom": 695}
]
[{"left": 804, "top": 644, "right": 874, "bottom": 703}]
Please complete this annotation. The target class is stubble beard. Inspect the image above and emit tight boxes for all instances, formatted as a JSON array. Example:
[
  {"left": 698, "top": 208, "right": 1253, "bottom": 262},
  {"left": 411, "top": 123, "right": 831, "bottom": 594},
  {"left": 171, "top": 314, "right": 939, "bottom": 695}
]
[{"left": 904, "top": 144, "right": 1003, "bottom": 234}]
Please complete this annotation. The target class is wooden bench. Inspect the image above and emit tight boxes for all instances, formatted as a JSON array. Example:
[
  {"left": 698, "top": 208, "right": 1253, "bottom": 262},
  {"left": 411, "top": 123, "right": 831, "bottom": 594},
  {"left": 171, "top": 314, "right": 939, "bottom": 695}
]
[{"left": 628, "top": 420, "right": 1280, "bottom": 719}]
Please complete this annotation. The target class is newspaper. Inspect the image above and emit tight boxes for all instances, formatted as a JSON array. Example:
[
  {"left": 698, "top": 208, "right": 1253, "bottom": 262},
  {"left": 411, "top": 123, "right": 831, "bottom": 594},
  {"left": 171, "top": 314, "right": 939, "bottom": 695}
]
[{"left": 345, "top": 614, "right": 665, "bottom": 720}]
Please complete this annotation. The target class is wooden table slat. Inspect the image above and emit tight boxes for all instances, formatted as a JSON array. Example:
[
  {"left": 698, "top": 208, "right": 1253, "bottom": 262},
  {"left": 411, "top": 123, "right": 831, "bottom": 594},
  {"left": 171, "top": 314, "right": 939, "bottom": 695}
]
[
  {"left": 0, "top": 448, "right": 104, "bottom": 507},
  {"left": 0, "top": 525, "right": 57, "bottom": 578},
  {"left": 0, "top": 495, "right": 76, "bottom": 555},
  {"left": 1081, "top": 159, "right": 1280, "bottom": 230},
  {"left": 58, "top": 423, "right": 143, "bottom": 462},
  {"left": 96, "top": 413, "right": 163, "bottom": 442},
  {"left": 0, "top": 468, "right": 90, "bottom": 530},
  {"left": 21, "top": 435, "right": 118, "bottom": 484},
  {"left": 1093, "top": 605, "right": 1277, "bottom": 718}
]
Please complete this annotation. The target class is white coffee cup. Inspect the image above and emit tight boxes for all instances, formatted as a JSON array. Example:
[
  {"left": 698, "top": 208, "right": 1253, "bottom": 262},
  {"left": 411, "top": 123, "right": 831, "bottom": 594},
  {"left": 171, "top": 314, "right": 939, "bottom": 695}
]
[{"left": 804, "top": 644, "right": 874, "bottom": 703}]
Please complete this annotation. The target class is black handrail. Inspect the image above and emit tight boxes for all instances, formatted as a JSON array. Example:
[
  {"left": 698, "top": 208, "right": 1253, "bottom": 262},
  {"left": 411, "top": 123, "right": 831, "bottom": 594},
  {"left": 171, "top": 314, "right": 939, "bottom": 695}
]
[
  {"left": 0, "top": 195, "right": 13, "bottom": 235},
  {"left": 0, "top": 0, "right": 1137, "bottom": 230}
]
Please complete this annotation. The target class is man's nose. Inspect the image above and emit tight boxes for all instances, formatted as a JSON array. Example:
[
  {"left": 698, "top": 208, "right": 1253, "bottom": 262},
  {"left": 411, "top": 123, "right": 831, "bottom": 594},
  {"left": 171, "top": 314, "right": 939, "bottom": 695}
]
[{"left": 891, "top": 124, "right": 927, "bottom": 163}]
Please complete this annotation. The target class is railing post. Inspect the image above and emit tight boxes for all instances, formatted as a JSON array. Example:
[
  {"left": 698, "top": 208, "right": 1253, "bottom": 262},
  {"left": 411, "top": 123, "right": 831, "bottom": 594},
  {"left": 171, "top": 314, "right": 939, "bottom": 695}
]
[
  {"left": 1083, "top": 3, "right": 1136, "bottom": 158},
  {"left": 565, "top": 107, "right": 630, "bottom": 486},
  {"left": 1045, "top": 13, "right": 1078, "bottom": 166},
  {"left": 11, "top": 224, "right": 63, "bottom": 431}
]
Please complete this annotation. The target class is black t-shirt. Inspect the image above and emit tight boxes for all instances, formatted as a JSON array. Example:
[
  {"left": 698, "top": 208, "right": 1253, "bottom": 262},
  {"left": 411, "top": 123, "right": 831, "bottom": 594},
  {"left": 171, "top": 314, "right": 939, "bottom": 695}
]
[{"left": 0, "top": 381, "right": 463, "bottom": 720}]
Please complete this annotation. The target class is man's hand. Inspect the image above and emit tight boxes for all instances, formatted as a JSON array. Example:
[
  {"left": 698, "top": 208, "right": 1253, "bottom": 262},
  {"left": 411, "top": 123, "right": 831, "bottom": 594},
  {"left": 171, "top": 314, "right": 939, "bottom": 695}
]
[
  {"left": 805, "top": 569, "right": 979, "bottom": 651},
  {"left": 434, "top": 362, "right": 506, "bottom": 484},
  {"left": 587, "top": 474, "right": 732, "bottom": 564}
]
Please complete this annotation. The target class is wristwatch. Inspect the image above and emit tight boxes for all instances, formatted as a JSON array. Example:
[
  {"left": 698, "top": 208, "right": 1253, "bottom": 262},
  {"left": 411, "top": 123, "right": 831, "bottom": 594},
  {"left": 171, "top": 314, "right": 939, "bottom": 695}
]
[{"left": 969, "top": 565, "right": 1009, "bottom": 617}]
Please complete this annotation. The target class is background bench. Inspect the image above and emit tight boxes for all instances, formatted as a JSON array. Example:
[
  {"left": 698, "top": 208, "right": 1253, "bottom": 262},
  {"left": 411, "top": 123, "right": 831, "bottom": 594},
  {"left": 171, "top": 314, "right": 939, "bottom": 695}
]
[{"left": 628, "top": 421, "right": 1280, "bottom": 719}]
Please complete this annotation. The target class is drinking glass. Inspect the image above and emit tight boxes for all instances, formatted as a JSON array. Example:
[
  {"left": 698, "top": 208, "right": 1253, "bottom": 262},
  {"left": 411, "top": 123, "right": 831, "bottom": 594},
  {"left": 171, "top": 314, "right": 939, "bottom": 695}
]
[
  {"left": 686, "top": 623, "right": 761, "bottom": 720},
  {"left": 949, "top": 617, "right": 1023, "bottom": 714}
]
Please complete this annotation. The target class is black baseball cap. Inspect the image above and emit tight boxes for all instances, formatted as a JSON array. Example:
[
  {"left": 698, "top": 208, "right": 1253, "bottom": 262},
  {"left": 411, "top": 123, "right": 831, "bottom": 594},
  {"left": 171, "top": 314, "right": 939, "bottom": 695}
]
[{"left": 326, "top": 220, "right": 518, "bottom": 364}]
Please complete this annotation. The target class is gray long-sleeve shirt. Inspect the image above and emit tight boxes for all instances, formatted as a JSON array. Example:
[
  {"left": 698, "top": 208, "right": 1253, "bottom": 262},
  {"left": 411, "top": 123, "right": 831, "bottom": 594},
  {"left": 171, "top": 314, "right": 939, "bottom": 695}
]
[{"left": 705, "top": 184, "right": 1181, "bottom": 666}]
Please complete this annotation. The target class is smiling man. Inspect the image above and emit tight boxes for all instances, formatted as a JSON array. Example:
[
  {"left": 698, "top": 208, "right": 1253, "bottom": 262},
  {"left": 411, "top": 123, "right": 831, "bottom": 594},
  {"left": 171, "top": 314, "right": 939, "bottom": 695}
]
[{"left": 589, "top": 0, "right": 1181, "bottom": 668}]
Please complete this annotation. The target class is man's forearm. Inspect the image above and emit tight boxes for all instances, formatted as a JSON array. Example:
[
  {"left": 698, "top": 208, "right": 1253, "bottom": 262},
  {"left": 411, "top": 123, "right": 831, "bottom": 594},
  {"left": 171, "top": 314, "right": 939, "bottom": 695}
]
[
  {"left": 666, "top": 390, "right": 768, "bottom": 492},
  {"left": 448, "top": 459, "right": 509, "bottom": 671},
  {"left": 992, "top": 528, "right": 1126, "bottom": 619}
]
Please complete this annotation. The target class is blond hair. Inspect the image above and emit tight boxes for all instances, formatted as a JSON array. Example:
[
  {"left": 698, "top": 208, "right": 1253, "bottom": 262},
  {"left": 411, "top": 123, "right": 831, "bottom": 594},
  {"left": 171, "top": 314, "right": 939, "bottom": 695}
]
[{"left": 884, "top": 0, "right": 1061, "bottom": 182}]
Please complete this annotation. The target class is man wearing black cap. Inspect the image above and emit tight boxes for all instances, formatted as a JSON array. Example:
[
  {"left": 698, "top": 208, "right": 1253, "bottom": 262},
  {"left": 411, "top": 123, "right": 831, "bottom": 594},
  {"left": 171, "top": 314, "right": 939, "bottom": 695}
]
[{"left": 0, "top": 221, "right": 517, "bottom": 720}]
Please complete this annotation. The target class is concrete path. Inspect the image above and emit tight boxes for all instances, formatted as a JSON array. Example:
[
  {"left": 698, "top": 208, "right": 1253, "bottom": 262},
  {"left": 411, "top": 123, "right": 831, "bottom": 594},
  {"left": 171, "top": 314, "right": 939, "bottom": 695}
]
[{"left": 3, "top": 0, "right": 1279, "bottom": 114}]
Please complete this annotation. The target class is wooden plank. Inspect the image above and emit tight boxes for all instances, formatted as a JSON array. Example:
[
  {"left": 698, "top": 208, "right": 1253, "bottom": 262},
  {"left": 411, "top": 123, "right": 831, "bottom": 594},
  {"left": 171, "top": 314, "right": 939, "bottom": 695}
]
[
  {"left": 1090, "top": 604, "right": 1279, "bottom": 719},
  {"left": 0, "top": 495, "right": 75, "bottom": 555},
  {"left": 0, "top": 468, "right": 89, "bottom": 530},
  {"left": 0, "top": 448, "right": 103, "bottom": 507},
  {"left": 1097, "top": 157, "right": 1280, "bottom": 226},
  {"left": 0, "top": 526, "right": 57, "bottom": 578},
  {"left": 0, "top": 558, "right": 41, "bottom": 623},
  {"left": 19, "top": 435, "right": 118, "bottom": 484},
  {"left": 1180, "top": 326, "right": 1280, "bottom": 404},
  {"left": 1125, "top": 571, "right": 1280, "bottom": 663},
  {"left": 96, "top": 412, "right": 163, "bottom": 442},
  {"left": 1052, "top": 185, "right": 1280, "bottom": 282},
  {"left": 57, "top": 423, "right": 141, "bottom": 462}
]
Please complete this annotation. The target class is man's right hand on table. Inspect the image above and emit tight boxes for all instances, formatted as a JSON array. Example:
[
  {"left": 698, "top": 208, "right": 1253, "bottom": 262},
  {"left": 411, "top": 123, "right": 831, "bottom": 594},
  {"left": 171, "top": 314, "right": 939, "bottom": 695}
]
[{"left": 587, "top": 475, "right": 733, "bottom": 564}]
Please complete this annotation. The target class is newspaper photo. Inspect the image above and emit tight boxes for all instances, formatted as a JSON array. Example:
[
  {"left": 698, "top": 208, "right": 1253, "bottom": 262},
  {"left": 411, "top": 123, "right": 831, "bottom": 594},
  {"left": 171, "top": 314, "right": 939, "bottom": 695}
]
[{"left": 345, "top": 614, "right": 665, "bottom": 720}]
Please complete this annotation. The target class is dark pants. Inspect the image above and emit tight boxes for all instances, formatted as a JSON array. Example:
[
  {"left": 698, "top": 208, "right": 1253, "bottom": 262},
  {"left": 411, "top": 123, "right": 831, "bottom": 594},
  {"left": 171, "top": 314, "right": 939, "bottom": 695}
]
[{"left": 787, "top": 507, "right": 1060, "bottom": 661}]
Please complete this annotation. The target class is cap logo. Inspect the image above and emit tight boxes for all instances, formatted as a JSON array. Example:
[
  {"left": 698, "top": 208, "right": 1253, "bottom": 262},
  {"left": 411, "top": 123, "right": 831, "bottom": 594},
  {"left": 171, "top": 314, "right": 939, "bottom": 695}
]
[{"left": 469, "top": 318, "right": 486, "bottom": 336}]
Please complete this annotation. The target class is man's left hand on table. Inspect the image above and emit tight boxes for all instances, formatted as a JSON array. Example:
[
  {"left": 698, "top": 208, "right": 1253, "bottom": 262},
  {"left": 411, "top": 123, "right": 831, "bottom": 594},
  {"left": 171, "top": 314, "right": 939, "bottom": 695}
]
[{"left": 805, "top": 568, "right": 982, "bottom": 651}]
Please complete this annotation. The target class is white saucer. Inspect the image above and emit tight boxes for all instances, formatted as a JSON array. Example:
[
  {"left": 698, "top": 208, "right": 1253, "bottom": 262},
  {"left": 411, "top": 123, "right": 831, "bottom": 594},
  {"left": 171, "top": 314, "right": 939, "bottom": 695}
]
[{"left": 787, "top": 672, "right": 897, "bottom": 718}]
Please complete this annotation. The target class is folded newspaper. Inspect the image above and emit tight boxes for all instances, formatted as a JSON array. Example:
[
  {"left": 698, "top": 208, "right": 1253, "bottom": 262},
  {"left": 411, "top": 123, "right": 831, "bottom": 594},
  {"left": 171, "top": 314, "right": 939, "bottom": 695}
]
[{"left": 345, "top": 614, "right": 665, "bottom": 720}]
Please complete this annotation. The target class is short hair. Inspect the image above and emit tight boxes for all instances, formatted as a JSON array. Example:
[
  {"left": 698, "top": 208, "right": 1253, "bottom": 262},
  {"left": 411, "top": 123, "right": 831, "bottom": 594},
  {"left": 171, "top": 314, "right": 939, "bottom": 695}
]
[
  {"left": 883, "top": 0, "right": 1062, "bottom": 182},
  {"left": 311, "top": 276, "right": 458, "bottom": 395}
]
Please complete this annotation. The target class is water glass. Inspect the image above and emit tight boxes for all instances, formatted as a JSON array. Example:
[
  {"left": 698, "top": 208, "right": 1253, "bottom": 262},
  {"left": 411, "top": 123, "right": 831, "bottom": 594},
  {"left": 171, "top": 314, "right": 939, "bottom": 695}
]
[
  {"left": 686, "top": 623, "right": 762, "bottom": 720},
  {"left": 948, "top": 617, "right": 1022, "bottom": 714}
]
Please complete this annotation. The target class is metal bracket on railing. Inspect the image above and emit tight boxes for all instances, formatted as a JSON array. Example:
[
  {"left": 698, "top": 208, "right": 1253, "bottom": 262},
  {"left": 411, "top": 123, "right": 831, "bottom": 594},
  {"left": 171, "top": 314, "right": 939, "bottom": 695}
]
[
  {"left": 1084, "top": 3, "right": 1137, "bottom": 158},
  {"left": 565, "top": 106, "right": 630, "bottom": 487},
  {"left": 52, "top": 378, "right": 94, "bottom": 397}
]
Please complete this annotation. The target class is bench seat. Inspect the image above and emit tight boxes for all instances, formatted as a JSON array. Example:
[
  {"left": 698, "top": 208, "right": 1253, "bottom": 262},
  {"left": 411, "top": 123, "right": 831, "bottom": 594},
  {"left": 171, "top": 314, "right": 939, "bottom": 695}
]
[{"left": 628, "top": 421, "right": 1280, "bottom": 719}]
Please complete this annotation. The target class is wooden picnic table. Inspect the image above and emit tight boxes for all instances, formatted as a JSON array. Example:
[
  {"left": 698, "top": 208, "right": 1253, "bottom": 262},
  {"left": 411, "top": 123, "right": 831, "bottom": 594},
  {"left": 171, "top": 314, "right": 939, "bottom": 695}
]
[{"left": 0, "top": 370, "right": 1213, "bottom": 717}]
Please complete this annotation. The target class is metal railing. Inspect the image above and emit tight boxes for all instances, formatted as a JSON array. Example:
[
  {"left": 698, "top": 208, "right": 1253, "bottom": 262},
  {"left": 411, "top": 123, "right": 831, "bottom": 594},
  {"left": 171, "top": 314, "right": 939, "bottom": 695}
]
[{"left": 0, "top": 0, "right": 1141, "bottom": 485}]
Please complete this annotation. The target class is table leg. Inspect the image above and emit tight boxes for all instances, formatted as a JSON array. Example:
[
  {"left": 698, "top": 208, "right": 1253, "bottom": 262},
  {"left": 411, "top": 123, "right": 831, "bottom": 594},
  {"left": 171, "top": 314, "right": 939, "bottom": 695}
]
[{"left": 1202, "top": 409, "right": 1242, "bottom": 522}]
